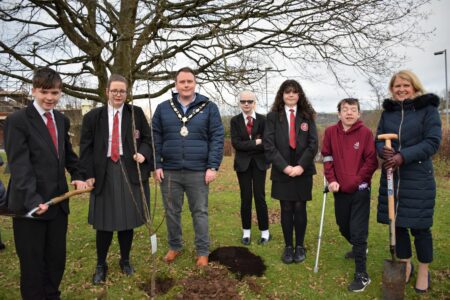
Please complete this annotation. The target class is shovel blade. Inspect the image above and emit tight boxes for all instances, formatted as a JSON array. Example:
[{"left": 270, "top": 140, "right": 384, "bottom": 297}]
[{"left": 382, "top": 259, "right": 406, "bottom": 300}]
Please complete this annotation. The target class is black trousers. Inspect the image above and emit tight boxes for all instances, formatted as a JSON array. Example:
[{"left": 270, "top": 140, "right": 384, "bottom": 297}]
[
  {"left": 13, "top": 208, "right": 68, "bottom": 300},
  {"left": 334, "top": 189, "right": 370, "bottom": 273},
  {"left": 236, "top": 160, "right": 268, "bottom": 231},
  {"left": 396, "top": 227, "right": 433, "bottom": 263}
]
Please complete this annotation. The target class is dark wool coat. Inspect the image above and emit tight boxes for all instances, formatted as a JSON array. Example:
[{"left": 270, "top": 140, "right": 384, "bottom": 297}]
[{"left": 376, "top": 93, "right": 441, "bottom": 229}]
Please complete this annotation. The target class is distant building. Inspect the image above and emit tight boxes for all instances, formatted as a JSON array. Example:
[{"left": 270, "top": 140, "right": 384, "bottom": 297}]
[{"left": 0, "top": 88, "right": 32, "bottom": 148}]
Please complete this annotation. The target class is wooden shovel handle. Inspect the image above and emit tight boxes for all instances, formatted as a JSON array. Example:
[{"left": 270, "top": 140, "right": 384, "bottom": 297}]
[
  {"left": 377, "top": 133, "right": 399, "bottom": 143},
  {"left": 46, "top": 187, "right": 94, "bottom": 206},
  {"left": 378, "top": 133, "right": 399, "bottom": 254},
  {"left": 26, "top": 187, "right": 93, "bottom": 217}
]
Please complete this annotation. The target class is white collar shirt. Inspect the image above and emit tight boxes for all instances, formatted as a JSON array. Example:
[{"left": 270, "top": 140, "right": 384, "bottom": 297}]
[{"left": 107, "top": 103, "right": 124, "bottom": 157}]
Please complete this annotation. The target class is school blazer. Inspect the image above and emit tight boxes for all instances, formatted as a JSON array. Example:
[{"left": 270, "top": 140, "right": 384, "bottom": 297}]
[
  {"left": 4, "top": 102, "right": 83, "bottom": 218},
  {"left": 264, "top": 110, "right": 318, "bottom": 182},
  {"left": 79, "top": 103, "right": 153, "bottom": 195},
  {"left": 230, "top": 113, "right": 269, "bottom": 172}
]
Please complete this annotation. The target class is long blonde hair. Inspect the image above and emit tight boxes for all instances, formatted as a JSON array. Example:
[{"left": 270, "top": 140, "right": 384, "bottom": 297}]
[{"left": 389, "top": 70, "right": 425, "bottom": 99}]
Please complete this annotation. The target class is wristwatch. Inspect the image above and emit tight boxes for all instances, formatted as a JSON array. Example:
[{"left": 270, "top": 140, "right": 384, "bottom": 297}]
[{"left": 210, "top": 168, "right": 217, "bottom": 171}]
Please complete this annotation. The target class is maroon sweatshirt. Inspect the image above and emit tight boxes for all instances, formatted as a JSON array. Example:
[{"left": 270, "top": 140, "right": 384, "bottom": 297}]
[{"left": 321, "top": 120, "right": 378, "bottom": 194}]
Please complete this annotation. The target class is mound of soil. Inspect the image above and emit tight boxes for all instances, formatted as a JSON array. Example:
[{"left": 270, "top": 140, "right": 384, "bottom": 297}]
[
  {"left": 176, "top": 265, "right": 240, "bottom": 299},
  {"left": 209, "top": 246, "right": 267, "bottom": 279}
]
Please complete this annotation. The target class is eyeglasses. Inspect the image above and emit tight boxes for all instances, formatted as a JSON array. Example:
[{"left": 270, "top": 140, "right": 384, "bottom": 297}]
[
  {"left": 240, "top": 100, "right": 254, "bottom": 104},
  {"left": 109, "top": 90, "right": 127, "bottom": 96}
]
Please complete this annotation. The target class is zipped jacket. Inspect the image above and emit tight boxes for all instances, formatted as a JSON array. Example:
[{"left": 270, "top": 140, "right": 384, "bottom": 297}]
[
  {"left": 152, "top": 93, "right": 224, "bottom": 171},
  {"left": 376, "top": 93, "right": 441, "bottom": 228}
]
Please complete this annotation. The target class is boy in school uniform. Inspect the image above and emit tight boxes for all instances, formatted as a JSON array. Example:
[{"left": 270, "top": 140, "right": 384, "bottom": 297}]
[
  {"left": 4, "top": 67, "right": 86, "bottom": 299},
  {"left": 321, "top": 98, "right": 378, "bottom": 292}
]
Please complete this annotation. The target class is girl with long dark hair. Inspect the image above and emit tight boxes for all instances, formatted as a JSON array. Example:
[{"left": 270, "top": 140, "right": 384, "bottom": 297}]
[{"left": 264, "top": 80, "right": 318, "bottom": 264}]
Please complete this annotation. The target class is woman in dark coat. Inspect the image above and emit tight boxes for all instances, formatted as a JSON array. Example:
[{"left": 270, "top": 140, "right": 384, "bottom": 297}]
[
  {"left": 264, "top": 80, "right": 318, "bottom": 264},
  {"left": 376, "top": 70, "right": 441, "bottom": 293}
]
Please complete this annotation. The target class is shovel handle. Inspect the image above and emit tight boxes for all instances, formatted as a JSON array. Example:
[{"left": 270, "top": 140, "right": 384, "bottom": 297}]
[
  {"left": 26, "top": 187, "right": 93, "bottom": 217},
  {"left": 378, "top": 133, "right": 399, "bottom": 259},
  {"left": 387, "top": 168, "right": 396, "bottom": 255},
  {"left": 377, "top": 133, "right": 399, "bottom": 144}
]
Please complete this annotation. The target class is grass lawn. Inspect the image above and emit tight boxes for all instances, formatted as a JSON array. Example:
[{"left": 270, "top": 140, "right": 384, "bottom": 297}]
[{"left": 0, "top": 156, "right": 449, "bottom": 299}]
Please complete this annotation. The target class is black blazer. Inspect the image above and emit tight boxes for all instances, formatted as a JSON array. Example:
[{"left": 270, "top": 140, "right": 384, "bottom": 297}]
[
  {"left": 230, "top": 113, "right": 268, "bottom": 172},
  {"left": 79, "top": 103, "right": 153, "bottom": 195},
  {"left": 264, "top": 110, "right": 318, "bottom": 182},
  {"left": 4, "top": 102, "right": 83, "bottom": 218}
]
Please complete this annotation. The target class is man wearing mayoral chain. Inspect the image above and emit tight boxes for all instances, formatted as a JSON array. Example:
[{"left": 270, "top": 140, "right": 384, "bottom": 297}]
[{"left": 152, "top": 67, "right": 224, "bottom": 267}]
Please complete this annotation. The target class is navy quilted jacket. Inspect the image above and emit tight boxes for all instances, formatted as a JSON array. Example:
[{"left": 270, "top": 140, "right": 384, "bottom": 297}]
[
  {"left": 376, "top": 93, "right": 441, "bottom": 228},
  {"left": 152, "top": 93, "right": 224, "bottom": 171}
]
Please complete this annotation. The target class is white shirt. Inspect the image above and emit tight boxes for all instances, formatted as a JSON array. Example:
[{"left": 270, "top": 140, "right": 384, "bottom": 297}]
[
  {"left": 284, "top": 105, "right": 297, "bottom": 133},
  {"left": 33, "top": 101, "right": 58, "bottom": 140},
  {"left": 107, "top": 103, "right": 124, "bottom": 157}
]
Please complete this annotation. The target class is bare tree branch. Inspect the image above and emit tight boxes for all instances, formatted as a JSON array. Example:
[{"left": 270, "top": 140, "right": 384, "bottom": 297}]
[{"left": 0, "top": 0, "right": 432, "bottom": 103}]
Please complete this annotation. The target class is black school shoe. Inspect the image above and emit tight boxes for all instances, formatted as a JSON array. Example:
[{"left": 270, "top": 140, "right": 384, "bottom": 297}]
[
  {"left": 92, "top": 264, "right": 108, "bottom": 285},
  {"left": 281, "top": 246, "right": 294, "bottom": 264},
  {"left": 119, "top": 259, "right": 134, "bottom": 276},
  {"left": 348, "top": 272, "right": 371, "bottom": 292},
  {"left": 241, "top": 237, "right": 251, "bottom": 246},
  {"left": 293, "top": 246, "right": 306, "bottom": 263},
  {"left": 257, "top": 234, "right": 271, "bottom": 245},
  {"left": 0, "top": 242, "right": 5, "bottom": 251}
]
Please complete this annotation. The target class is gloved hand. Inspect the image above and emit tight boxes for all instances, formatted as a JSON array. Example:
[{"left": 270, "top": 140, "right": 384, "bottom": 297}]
[
  {"left": 382, "top": 146, "right": 396, "bottom": 160},
  {"left": 383, "top": 153, "right": 404, "bottom": 170}
]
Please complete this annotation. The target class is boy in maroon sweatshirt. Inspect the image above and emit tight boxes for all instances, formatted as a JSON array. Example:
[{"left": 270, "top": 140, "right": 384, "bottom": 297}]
[{"left": 321, "top": 98, "right": 378, "bottom": 292}]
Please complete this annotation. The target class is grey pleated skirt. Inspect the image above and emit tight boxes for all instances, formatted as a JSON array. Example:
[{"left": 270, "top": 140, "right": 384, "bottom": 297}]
[{"left": 88, "top": 159, "right": 150, "bottom": 231}]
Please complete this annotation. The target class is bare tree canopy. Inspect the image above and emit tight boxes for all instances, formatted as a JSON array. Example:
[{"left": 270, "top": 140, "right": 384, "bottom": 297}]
[{"left": 0, "top": 0, "right": 431, "bottom": 103}]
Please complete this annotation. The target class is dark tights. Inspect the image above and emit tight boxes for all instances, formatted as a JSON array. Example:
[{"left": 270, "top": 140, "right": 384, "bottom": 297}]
[
  {"left": 280, "top": 200, "right": 307, "bottom": 247},
  {"left": 96, "top": 229, "right": 133, "bottom": 266}
]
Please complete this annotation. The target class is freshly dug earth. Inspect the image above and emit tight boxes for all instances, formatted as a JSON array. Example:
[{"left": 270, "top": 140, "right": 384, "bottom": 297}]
[
  {"left": 141, "top": 247, "right": 266, "bottom": 298},
  {"left": 176, "top": 265, "right": 241, "bottom": 299},
  {"left": 141, "top": 276, "right": 175, "bottom": 297},
  {"left": 209, "top": 246, "right": 267, "bottom": 279}
]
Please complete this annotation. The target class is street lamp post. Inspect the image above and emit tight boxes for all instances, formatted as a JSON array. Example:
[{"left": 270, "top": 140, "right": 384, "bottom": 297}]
[
  {"left": 434, "top": 49, "right": 448, "bottom": 128},
  {"left": 264, "top": 67, "right": 286, "bottom": 113}
]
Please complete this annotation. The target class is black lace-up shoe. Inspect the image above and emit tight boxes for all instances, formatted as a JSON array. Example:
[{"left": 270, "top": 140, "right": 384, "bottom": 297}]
[
  {"left": 293, "top": 246, "right": 306, "bottom": 263},
  {"left": 119, "top": 259, "right": 134, "bottom": 276},
  {"left": 281, "top": 246, "right": 294, "bottom": 264},
  {"left": 92, "top": 264, "right": 108, "bottom": 285}
]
